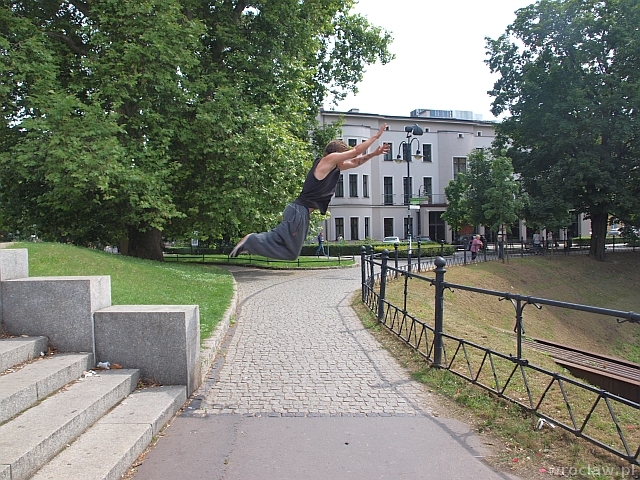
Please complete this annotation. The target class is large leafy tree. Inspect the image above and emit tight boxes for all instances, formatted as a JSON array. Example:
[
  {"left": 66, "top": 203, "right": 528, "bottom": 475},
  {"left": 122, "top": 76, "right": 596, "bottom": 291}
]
[
  {"left": 0, "top": 1, "right": 392, "bottom": 259},
  {"left": 486, "top": 0, "right": 640, "bottom": 261},
  {"left": 443, "top": 149, "right": 523, "bottom": 244}
]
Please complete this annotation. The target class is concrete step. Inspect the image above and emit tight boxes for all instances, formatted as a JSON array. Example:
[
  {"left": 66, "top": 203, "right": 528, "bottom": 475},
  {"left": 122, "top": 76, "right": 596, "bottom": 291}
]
[
  {"left": 0, "top": 337, "right": 48, "bottom": 373},
  {"left": 0, "top": 369, "right": 139, "bottom": 480},
  {"left": 0, "top": 352, "right": 94, "bottom": 424},
  {"left": 31, "top": 385, "right": 187, "bottom": 480}
]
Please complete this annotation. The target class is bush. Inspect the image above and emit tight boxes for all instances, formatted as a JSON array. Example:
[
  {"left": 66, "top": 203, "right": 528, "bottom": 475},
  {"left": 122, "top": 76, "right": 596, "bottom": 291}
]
[{"left": 300, "top": 242, "right": 454, "bottom": 258}]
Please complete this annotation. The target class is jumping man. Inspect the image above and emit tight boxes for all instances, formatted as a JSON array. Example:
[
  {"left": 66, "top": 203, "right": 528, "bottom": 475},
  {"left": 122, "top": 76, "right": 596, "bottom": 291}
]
[{"left": 230, "top": 124, "right": 390, "bottom": 260}]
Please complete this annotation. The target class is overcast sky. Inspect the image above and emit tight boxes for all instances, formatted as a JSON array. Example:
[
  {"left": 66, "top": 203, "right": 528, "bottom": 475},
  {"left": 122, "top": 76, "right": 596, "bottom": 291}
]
[{"left": 330, "top": 0, "right": 534, "bottom": 120}]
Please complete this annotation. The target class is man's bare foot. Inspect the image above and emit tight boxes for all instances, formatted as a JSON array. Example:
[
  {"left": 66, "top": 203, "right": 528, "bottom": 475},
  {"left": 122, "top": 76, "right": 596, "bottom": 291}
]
[{"left": 230, "top": 234, "right": 251, "bottom": 257}]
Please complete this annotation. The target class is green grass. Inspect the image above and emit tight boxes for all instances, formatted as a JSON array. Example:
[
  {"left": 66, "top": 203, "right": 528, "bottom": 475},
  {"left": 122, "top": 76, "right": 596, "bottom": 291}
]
[{"left": 8, "top": 242, "right": 235, "bottom": 342}]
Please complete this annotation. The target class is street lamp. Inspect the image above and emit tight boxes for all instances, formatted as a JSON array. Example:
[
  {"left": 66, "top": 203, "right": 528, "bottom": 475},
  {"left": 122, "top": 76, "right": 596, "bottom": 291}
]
[{"left": 395, "top": 124, "right": 424, "bottom": 265}]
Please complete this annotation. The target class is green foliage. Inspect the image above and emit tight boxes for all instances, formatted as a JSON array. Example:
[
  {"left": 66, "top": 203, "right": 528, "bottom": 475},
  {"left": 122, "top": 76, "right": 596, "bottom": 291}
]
[
  {"left": 486, "top": 0, "right": 640, "bottom": 260},
  {"left": 0, "top": 1, "right": 393, "bottom": 255},
  {"left": 443, "top": 149, "right": 524, "bottom": 236}
]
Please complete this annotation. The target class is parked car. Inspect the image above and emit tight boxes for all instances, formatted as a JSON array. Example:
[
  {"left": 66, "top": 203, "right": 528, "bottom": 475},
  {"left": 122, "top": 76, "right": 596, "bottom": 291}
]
[
  {"left": 607, "top": 227, "right": 621, "bottom": 236},
  {"left": 382, "top": 236, "right": 401, "bottom": 244},
  {"left": 415, "top": 235, "right": 432, "bottom": 243}
]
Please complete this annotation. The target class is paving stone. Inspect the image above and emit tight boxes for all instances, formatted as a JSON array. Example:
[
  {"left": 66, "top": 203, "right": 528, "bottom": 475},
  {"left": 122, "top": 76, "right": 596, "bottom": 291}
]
[{"left": 196, "top": 266, "right": 436, "bottom": 418}]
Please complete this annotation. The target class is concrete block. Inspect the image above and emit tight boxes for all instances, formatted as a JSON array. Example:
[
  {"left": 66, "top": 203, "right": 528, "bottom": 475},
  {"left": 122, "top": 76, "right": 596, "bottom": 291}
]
[
  {"left": 0, "top": 337, "right": 48, "bottom": 372},
  {"left": 0, "top": 464, "right": 9, "bottom": 480},
  {"left": 0, "top": 248, "right": 29, "bottom": 324},
  {"left": 95, "top": 306, "right": 200, "bottom": 395},
  {"left": 0, "top": 248, "right": 28, "bottom": 281},
  {"left": 2, "top": 276, "right": 111, "bottom": 354}
]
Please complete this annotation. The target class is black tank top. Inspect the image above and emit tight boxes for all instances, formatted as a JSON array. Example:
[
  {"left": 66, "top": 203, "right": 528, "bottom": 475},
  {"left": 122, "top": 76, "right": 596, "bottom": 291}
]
[{"left": 295, "top": 158, "right": 341, "bottom": 215}]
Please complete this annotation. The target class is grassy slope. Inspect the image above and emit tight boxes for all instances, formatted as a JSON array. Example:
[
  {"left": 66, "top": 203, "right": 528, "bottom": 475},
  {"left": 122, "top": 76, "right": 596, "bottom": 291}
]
[
  {"left": 7, "top": 242, "right": 235, "bottom": 342},
  {"left": 393, "top": 252, "right": 640, "bottom": 363}
]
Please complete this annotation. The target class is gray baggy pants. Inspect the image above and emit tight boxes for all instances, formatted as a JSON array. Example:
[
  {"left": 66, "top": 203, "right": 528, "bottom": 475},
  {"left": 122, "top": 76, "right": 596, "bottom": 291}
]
[{"left": 242, "top": 203, "right": 310, "bottom": 261}]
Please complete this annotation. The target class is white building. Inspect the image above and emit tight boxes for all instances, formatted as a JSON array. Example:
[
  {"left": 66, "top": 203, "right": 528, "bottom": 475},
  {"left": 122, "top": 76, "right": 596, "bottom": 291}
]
[
  {"left": 319, "top": 108, "right": 592, "bottom": 244},
  {"left": 318, "top": 108, "right": 495, "bottom": 243}
]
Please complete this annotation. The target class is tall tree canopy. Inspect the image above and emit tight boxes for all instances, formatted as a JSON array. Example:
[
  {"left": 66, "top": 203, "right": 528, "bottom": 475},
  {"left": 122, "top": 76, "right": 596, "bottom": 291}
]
[
  {"left": 0, "top": 0, "right": 392, "bottom": 259},
  {"left": 442, "top": 149, "right": 523, "bottom": 239},
  {"left": 486, "top": 0, "right": 640, "bottom": 261}
]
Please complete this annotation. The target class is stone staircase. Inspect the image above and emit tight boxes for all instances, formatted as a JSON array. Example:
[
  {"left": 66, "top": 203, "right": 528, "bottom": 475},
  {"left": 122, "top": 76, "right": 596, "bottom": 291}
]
[{"left": 0, "top": 249, "right": 206, "bottom": 480}]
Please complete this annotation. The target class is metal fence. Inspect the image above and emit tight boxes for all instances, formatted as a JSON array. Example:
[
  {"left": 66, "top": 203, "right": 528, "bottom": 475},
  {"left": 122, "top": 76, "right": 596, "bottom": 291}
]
[{"left": 360, "top": 248, "right": 640, "bottom": 466}]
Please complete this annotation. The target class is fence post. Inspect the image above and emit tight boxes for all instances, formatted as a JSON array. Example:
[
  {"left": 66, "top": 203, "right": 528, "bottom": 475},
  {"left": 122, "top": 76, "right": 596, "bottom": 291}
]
[
  {"left": 378, "top": 249, "right": 389, "bottom": 322},
  {"left": 433, "top": 256, "right": 446, "bottom": 367},
  {"left": 394, "top": 243, "right": 399, "bottom": 278},
  {"left": 521, "top": 237, "right": 524, "bottom": 258},
  {"left": 417, "top": 240, "right": 421, "bottom": 272},
  {"left": 515, "top": 296, "right": 524, "bottom": 360},
  {"left": 360, "top": 246, "right": 367, "bottom": 302},
  {"left": 440, "top": 240, "right": 445, "bottom": 256},
  {"left": 368, "top": 245, "right": 375, "bottom": 284}
]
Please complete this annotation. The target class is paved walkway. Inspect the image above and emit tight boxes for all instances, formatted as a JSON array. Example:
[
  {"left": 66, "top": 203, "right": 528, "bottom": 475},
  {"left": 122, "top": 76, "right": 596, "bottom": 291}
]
[{"left": 133, "top": 265, "right": 518, "bottom": 480}]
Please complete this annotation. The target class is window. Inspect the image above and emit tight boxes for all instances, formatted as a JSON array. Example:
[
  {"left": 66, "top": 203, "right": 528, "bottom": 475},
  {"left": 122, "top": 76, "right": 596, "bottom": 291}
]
[
  {"left": 364, "top": 217, "right": 370, "bottom": 239},
  {"left": 349, "top": 174, "right": 358, "bottom": 197},
  {"left": 335, "top": 174, "right": 344, "bottom": 197},
  {"left": 363, "top": 175, "right": 369, "bottom": 198},
  {"left": 335, "top": 218, "right": 344, "bottom": 240},
  {"left": 350, "top": 217, "right": 359, "bottom": 240},
  {"left": 428, "top": 211, "right": 446, "bottom": 242},
  {"left": 422, "top": 177, "right": 432, "bottom": 202},
  {"left": 453, "top": 157, "right": 467, "bottom": 180},
  {"left": 477, "top": 131, "right": 482, "bottom": 137},
  {"left": 403, "top": 176, "right": 413, "bottom": 205},
  {"left": 383, "top": 142, "right": 393, "bottom": 161},
  {"left": 383, "top": 218, "right": 394, "bottom": 238},
  {"left": 402, "top": 143, "right": 412, "bottom": 161},
  {"left": 422, "top": 144, "right": 432, "bottom": 162},
  {"left": 348, "top": 138, "right": 357, "bottom": 147},
  {"left": 383, "top": 177, "right": 394, "bottom": 205}
]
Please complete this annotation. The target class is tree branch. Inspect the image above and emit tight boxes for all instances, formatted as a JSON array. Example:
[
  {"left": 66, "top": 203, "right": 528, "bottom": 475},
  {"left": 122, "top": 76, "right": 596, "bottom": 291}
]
[{"left": 46, "top": 31, "right": 87, "bottom": 56}]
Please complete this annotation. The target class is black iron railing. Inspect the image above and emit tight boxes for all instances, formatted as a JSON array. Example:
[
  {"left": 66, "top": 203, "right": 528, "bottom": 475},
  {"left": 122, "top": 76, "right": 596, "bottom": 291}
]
[{"left": 360, "top": 248, "right": 640, "bottom": 466}]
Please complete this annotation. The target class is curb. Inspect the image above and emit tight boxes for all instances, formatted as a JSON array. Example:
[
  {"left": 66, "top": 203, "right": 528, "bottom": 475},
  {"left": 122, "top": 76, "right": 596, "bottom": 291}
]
[{"left": 198, "top": 275, "right": 238, "bottom": 387}]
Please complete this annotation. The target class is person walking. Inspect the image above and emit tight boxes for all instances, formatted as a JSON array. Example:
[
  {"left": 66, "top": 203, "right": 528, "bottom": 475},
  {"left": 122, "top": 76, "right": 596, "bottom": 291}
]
[
  {"left": 230, "top": 124, "right": 390, "bottom": 260},
  {"left": 470, "top": 234, "right": 483, "bottom": 264},
  {"left": 533, "top": 231, "right": 542, "bottom": 255},
  {"left": 315, "top": 232, "right": 326, "bottom": 256}
]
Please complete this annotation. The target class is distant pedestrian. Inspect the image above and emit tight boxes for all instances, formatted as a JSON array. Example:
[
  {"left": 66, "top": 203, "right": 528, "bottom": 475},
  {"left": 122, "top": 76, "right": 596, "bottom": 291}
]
[
  {"left": 470, "top": 234, "right": 483, "bottom": 263},
  {"left": 337, "top": 234, "right": 344, "bottom": 243},
  {"left": 533, "top": 231, "right": 542, "bottom": 255},
  {"left": 316, "top": 232, "right": 326, "bottom": 256}
]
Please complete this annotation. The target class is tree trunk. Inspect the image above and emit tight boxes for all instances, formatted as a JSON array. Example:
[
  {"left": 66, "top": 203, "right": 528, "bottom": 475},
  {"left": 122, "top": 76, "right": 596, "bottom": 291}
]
[
  {"left": 126, "top": 226, "right": 164, "bottom": 261},
  {"left": 589, "top": 213, "right": 608, "bottom": 261}
]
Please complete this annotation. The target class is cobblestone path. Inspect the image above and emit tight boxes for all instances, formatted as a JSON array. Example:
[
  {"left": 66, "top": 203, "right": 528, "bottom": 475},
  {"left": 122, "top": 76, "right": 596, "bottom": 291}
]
[{"left": 198, "top": 266, "right": 435, "bottom": 417}]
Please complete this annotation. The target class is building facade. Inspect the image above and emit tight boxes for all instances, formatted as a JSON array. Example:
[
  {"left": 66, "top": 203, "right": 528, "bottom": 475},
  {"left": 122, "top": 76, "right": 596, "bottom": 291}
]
[{"left": 318, "top": 108, "right": 497, "bottom": 243}]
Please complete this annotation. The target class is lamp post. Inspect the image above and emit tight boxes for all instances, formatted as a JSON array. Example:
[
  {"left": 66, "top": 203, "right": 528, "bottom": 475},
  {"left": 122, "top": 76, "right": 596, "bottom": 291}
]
[{"left": 395, "top": 124, "right": 423, "bottom": 270}]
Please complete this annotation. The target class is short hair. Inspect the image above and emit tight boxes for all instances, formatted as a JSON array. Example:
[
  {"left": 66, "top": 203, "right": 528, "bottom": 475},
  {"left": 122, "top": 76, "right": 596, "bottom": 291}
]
[{"left": 324, "top": 140, "right": 350, "bottom": 156}]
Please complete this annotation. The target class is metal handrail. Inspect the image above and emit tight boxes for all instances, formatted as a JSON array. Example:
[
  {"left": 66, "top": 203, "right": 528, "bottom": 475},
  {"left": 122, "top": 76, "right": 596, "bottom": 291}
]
[{"left": 360, "top": 248, "right": 640, "bottom": 466}]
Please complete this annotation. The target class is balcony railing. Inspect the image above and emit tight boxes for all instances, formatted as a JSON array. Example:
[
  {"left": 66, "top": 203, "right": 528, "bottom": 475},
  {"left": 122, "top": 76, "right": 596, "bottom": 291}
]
[{"left": 381, "top": 193, "right": 447, "bottom": 206}]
